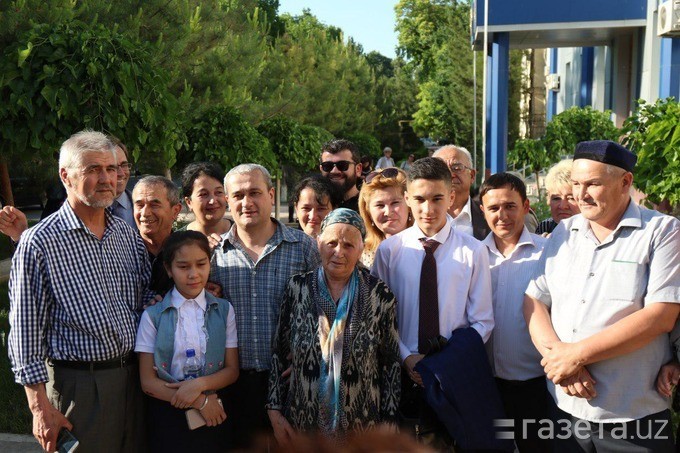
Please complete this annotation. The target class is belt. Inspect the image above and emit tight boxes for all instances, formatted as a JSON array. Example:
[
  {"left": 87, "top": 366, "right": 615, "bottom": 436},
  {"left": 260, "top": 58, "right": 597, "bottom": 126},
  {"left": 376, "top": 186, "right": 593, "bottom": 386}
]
[
  {"left": 50, "top": 354, "right": 136, "bottom": 371},
  {"left": 240, "top": 369, "right": 268, "bottom": 376}
]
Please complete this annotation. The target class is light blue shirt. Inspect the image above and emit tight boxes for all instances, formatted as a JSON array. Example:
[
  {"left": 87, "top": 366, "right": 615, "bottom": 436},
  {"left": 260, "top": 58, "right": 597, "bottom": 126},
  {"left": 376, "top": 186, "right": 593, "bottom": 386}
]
[
  {"left": 483, "top": 227, "right": 545, "bottom": 381},
  {"left": 526, "top": 201, "right": 680, "bottom": 422}
]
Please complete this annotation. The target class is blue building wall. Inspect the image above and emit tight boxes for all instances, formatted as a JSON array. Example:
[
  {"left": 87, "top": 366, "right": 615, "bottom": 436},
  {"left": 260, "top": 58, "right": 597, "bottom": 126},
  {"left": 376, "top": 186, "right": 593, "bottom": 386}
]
[{"left": 475, "top": 0, "right": 646, "bottom": 27}]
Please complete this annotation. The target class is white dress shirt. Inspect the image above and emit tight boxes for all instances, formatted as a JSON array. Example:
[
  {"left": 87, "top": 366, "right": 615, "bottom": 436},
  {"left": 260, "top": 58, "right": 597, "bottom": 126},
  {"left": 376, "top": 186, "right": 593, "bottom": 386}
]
[
  {"left": 372, "top": 217, "right": 494, "bottom": 361},
  {"left": 136, "top": 288, "right": 238, "bottom": 380},
  {"left": 451, "top": 197, "right": 474, "bottom": 237},
  {"left": 483, "top": 227, "right": 546, "bottom": 381}
]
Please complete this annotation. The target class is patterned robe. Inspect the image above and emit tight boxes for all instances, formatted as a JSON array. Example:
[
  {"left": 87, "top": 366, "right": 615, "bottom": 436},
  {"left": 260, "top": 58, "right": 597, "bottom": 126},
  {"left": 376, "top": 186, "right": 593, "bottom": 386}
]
[{"left": 266, "top": 267, "right": 401, "bottom": 436}]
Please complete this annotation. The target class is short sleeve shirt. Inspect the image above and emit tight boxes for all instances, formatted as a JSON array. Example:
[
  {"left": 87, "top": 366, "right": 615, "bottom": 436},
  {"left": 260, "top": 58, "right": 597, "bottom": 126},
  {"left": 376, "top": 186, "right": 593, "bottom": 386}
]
[{"left": 526, "top": 201, "right": 680, "bottom": 422}]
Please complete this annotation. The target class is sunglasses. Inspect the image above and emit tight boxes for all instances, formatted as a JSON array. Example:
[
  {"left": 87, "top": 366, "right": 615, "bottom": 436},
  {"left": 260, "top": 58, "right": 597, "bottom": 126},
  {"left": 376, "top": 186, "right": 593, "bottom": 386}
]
[
  {"left": 320, "top": 160, "right": 354, "bottom": 172},
  {"left": 365, "top": 167, "right": 400, "bottom": 184}
]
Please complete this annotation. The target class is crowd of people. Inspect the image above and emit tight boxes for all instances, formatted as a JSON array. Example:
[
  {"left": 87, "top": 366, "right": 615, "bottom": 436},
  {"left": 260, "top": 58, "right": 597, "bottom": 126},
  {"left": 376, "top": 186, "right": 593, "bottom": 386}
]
[{"left": 0, "top": 131, "right": 678, "bottom": 453}]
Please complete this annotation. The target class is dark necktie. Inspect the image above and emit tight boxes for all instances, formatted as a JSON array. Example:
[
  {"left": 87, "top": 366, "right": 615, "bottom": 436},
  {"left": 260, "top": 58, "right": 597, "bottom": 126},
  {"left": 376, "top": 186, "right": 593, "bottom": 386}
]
[{"left": 418, "top": 238, "right": 440, "bottom": 354}]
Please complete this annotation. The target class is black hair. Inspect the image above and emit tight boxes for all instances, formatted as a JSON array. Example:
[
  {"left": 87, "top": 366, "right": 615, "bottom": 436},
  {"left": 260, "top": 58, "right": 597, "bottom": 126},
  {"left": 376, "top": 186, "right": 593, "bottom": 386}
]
[
  {"left": 407, "top": 157, "right": 452, "bottom": 187},
  {"left": 162, "top": 231, "right": 211, "bottom": 268},
  {"left": 291, "top": 174, "right": 342, "bottom": 208},
  {"left": 181, "top": 162, "right": 225, "bottom": 198},
  {"left": 360, "top": 155, "right": 372, "bottom": 166},
  {"left": 479, "top": 172, "right": 528, "bottom": 203},
  {"left": 320, "top": 139, "right": 360, "bottom": 164}
]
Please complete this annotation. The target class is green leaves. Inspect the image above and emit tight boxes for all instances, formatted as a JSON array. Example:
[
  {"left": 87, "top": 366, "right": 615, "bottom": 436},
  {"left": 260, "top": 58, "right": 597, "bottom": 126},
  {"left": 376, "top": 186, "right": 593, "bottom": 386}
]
[
  {"left": 0, "top": 20, "right": 183, "bottom": 175},
  {"left": 622, "top": 98, "right": 680, "bottom": 206},
  {"left": 544, "top": 106, "right": 620, "bottom": 157}
]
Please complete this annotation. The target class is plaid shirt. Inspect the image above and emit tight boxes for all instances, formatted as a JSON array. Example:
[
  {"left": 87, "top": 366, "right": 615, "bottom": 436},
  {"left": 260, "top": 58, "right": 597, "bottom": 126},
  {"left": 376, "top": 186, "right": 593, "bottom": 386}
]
[
  {"left": 211, "top": 220, "right": 320, "bottom": 371},
  {"left": 8, "top": 203, "right": 152, "bottom": 385}
]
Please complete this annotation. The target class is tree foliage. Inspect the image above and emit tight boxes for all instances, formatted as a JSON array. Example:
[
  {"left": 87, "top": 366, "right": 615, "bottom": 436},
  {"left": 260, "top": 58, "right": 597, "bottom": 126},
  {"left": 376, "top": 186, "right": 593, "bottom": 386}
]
[
  {"left": 544, "top": 106, "right": 620, "bottom": 156},
  {"left": 344, "top": 133, "right": 382, "bottom": 158},
  {"left": 184, "top": 106, "right": 277, "bottom": 174},
  {"left": 622, "top": 98, "right": 680, "bottom": 205},
  {"left": 0, "top": 20, "right": 183, "bottom": 173}
]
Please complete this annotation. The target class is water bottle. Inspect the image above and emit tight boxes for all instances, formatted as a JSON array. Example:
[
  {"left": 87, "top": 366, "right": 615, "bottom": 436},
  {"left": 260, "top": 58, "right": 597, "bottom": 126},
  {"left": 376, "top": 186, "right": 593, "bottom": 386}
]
[{"left": 183, "top": 349, "right": 201, "bottom": 380}]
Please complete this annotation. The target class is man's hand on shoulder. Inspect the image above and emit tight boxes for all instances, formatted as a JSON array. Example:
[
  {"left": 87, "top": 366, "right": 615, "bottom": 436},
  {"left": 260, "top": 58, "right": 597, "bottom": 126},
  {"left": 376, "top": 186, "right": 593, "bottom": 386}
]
[{"left": 0, "top": 206, "right": 29, "bottom": 242}]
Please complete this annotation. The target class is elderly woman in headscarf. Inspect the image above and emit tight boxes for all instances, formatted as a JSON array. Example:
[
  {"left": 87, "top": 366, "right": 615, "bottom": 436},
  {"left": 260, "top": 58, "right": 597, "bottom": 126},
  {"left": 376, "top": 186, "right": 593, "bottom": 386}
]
[{"left": 266, "top": 208, "right": 401, "bottom": 446}]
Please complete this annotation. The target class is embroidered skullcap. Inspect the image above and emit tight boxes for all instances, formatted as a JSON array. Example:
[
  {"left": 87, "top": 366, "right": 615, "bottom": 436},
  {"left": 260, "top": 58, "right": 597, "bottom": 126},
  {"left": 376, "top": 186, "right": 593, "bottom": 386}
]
[
  {"left": 320, "top": 208, "right": 366, "bottom": 238},
  {"left": 573, "top": 140, "right": 637, "bottom": 173}
]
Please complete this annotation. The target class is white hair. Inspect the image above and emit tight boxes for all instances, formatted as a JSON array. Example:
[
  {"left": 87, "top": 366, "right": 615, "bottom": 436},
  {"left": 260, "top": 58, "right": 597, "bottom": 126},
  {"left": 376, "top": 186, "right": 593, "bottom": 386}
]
[
  {"left": 224, "top": 163, "right": 273, "bottom": 190},
  {"left": 432, "top": 145, "right": 472, "bottom": 167},
  {"left": 59, "top": 130, "right": 116, "bottom": 172}
]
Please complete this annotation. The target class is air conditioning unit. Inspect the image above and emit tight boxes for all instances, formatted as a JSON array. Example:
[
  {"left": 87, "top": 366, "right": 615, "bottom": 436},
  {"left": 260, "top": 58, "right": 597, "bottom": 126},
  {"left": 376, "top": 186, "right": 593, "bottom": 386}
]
[
  {"left": 546, "top": 74, "right": 560, "bottom": 91},
  {"left": 658, "top": 1, "right": 680, "bottom": 37}
]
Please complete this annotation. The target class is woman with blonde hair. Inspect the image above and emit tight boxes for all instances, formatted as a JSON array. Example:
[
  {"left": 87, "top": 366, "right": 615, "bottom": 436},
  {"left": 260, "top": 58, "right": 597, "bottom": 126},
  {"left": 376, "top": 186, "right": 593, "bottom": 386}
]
[
  {"left": 536, "top": 159, "right": 580, "bottom": 235},
  {"left": 358, "top": 167, "right": 413, "bottom": 268}
]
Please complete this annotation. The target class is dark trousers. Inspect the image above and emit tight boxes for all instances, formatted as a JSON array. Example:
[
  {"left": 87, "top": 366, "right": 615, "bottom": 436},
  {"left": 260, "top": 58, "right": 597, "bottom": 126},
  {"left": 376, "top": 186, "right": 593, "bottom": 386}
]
[
  {"left": 399, "top": 369, "right": 455, "bottom": 452},
  {"left": 147, "top": 389, "right": 231, "bottom": 453},
  {"left": 495, "top": 376, "right": 552, "bottom": 453},
  {"left": 550, "top": 399, "right": 674, "bottom": 452},
  {"left": 47, "top": 363, "right": 146, "bottom": 453},
  {"left": 221, "top": 369, "right": 271, "bottom": 450}
]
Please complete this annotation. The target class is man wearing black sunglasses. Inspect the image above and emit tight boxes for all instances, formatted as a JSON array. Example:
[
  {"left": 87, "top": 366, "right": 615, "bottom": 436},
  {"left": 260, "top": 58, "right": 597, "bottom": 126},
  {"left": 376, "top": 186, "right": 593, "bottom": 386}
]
[{"left": 319, "top": 139, "right": 363, "bottom": 212}]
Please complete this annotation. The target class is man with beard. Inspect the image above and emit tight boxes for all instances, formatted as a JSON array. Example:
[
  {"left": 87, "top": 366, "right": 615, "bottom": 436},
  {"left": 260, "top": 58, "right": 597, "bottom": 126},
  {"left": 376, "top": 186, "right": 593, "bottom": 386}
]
[
  {"left": 8, "top": 130, "right": 151, "bottom": 452},
  {"left": 319, "top": 139, "right": 362, "bottom": 212}
]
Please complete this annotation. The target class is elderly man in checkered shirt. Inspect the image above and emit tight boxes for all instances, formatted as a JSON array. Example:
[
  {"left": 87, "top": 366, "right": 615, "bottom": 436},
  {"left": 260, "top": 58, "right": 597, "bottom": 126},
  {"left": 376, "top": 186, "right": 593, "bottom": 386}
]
[{"left": 8, "top": 131, "right": 153, "bottom": 452}]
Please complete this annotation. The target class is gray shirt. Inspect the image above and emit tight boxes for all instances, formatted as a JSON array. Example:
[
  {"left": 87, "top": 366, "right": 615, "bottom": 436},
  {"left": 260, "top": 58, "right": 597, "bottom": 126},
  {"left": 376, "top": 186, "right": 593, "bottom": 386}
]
[{"left": 526, "top": 201, "right": 680, "bottom": 422}]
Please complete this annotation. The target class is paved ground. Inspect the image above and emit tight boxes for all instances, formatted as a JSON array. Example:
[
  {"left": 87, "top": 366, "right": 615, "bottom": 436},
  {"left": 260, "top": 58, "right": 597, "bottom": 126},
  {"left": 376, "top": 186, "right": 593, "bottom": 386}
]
[{"left": 0, "top": 434, "right": 41, "bottom": 452}]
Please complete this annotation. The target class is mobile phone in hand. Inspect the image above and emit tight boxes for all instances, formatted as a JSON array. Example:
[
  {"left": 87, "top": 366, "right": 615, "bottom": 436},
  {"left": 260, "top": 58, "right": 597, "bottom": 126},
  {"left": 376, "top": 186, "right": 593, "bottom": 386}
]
[{"left": 57, "top": 428, "right": 79, "bottom": 453}]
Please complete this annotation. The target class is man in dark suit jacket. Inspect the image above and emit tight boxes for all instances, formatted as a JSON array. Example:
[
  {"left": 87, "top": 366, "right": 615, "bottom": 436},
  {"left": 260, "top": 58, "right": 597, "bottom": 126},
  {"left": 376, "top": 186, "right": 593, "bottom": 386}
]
[{"left": 433, "top": 145, "right": 490, "bottom": 240}]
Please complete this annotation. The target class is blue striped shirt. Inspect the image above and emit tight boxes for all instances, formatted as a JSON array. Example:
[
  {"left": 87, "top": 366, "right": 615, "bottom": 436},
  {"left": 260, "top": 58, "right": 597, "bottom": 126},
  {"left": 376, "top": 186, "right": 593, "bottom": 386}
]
[
  {"left": 210, "top": 219, "right": 320, "bottom": 371},
  {"left": 8, "top": 202, "right": 152, "bottom": 385}
]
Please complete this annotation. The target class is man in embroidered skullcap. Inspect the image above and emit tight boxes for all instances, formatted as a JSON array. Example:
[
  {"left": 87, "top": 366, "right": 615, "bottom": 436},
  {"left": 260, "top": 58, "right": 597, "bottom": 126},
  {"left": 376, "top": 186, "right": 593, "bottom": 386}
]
[{"left": 524, "top": 140, "right": 680, "bottom": 451}]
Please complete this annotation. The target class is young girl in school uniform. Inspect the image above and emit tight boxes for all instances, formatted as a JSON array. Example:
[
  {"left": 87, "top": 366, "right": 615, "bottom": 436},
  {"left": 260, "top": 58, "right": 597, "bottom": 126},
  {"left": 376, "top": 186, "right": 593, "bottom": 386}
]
[{"left": 135, "top": 231, "right": 239, "bottom": 452}]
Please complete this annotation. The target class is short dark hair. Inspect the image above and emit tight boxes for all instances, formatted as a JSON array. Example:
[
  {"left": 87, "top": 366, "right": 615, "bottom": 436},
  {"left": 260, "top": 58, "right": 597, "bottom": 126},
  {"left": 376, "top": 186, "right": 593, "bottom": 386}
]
[
  {"left": 479, "top": 172, "right": 528, "bottom": 203},
  {"left": 134, "top": 176, "right": 181, "bottom": 206},
  {"left": 162, "top": 230, "right": 211, "bottom": 269},
  {"left": 181, "top": 162, "right": 225, "bottom": 198},
  {"left": 109, "top": 135, "right": 129, "bottom": 160},
  {"left": 407, "top": 157, "right": 451, "bottom": 187},
  {"left": 321, "top": 139, "right": 360, "bottom": 164},
  {"left": 291, "top": 174, "right": 342, "bottom": 208}
]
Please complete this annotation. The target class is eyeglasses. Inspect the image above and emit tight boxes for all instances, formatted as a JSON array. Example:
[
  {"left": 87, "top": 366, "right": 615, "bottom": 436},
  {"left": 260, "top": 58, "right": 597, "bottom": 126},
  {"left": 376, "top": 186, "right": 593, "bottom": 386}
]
[
  {"left": 447, "top": 162, "right": 472, "bottom": 174},
  {"left": 365, "top": 167, "right": 400, "bottom": 184},
  {"left": 320, "top": 160, "right": 354, "bottom": 172},
  {"left": 117, "top": 163, "right": 133, "bottom": 171}
]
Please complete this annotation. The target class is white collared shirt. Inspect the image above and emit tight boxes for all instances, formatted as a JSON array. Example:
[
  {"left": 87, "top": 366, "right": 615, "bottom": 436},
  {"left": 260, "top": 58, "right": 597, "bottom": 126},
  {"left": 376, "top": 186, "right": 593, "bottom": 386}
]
[
  {"left": 483, "top": 227, "right": 546, "bottom": 380},
  {"left": 451, "top": 197, "right": 474, "bottom": 237},
  {"left": 372, "top": 217, "right": 494, "bottom": 361},
  {"left": 136, "top": 288, "right": 237, "bottom": 380},
  {"left": 526, "top": 201, "right": 680, "bottom": 422}
]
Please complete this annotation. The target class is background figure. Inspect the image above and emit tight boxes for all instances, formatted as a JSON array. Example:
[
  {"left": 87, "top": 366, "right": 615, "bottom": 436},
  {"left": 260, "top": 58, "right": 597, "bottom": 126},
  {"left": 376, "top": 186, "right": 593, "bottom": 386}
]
[
  {"left": 181, "top": 162, "right": 231, "bottom": 243},
  {"left": 267, "top": 208, "right": 401, "bottom": 447},
  {"left": 358, "top": 167, "right": 412, "bottom": 268},
  {"left": 319, "top": 139, "right": 363, "bottom": 212},
  {"left": 400, "top": 154, "right": 415, "bottom": 172},
  {"left": 109, "top": 136, "right": 138, "bottom": 231},
  {"left": 360, "top": 155, "right": 373, "bottom": 183},
  {"left": 535, "top": 159, "right": 580, "bottom": 235},
  {"left": 375, "top": 147, "right": 395, "bottom": 170},
  {"left": 291, "top": 175, "right": 342, "bottom": 237},
  {"left": 432, "top": 145, "right": 490, "bottom": 240}
]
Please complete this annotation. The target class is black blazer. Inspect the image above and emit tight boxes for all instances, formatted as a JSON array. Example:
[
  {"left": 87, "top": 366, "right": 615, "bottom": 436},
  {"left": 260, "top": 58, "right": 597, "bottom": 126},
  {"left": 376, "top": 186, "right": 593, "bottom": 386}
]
[{"left": 470, "top": 199, "right": 491, "bottom": 241}]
